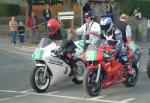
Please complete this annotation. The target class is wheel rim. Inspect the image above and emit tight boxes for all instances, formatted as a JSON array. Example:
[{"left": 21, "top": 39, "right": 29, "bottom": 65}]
[
  {"left": 75, "top": 61, "right": 86, "bottom": 81},
  {"left": 87, "top": 70, "right": 101, "bottom": 93},
  {"left": 34, "top": 67, "right": 50, "bottom": 90},
  {"left": 127, "top": 67, "right": 137, "bottom": 83}
]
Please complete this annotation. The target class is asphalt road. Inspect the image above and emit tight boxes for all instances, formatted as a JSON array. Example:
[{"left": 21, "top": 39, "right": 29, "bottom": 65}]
[{"left": 0, "top": 39, "right": 150, "bottom": 103}]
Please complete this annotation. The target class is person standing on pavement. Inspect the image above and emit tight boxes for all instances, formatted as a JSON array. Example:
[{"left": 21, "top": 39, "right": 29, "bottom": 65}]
[
  {"left": 9, "top": 16, "right": 18, "bottom": 45},
  {"left": 28, "top": 11, "right": 39, "bottom": 44},
  {"left": 115, "top": 14, "right": 135, "bottom": 74},
  {"left": 70, "top": 11, "right": 101, "bottom": 50},
  {"left": 43, "top": 4, "right": 52, "bottom": 28},
  {"left": 115, "top": 14, "right": 132, "bottom": 45},
  {"left": 18, "top": 22, "right": 25, "bottom": 45}
]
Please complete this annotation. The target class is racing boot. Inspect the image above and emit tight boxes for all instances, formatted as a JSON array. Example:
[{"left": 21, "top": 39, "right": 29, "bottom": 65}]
[{"left": 120, "top": 55, "right": 135, "bottom": 75}]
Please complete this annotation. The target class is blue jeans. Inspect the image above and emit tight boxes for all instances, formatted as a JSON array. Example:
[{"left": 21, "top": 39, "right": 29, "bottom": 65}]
[
  {"left": 19, "top": 34, "right": 25, "bottom": 43},
  {"left": 10, "top": 31, "right": 17, "bottom": 44}
]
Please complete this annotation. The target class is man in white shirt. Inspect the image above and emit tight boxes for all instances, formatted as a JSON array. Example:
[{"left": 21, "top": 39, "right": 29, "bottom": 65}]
[{"left": 70, "top": 11, "right": 101, "bottom": 50}]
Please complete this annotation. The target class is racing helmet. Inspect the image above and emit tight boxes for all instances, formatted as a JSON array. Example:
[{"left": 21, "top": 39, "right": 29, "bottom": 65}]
[
  {"left": 114, "top": 28, "right": 122, "bottom": 40},
  {"left": 100, "top": 17, "right": 113, "bottom": 32},
  {"left": 47, "top": 19, "right": 60, "bottom": 35}
]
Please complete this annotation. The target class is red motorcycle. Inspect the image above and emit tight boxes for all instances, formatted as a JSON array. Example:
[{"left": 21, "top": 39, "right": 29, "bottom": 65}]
[{"left": 82, "top": 41, "right": 141, "bottom": 97}]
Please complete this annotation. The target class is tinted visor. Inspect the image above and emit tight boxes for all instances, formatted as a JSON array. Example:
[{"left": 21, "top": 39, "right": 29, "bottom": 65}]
[
  {"left": 48, "top": 28, "right": 55, "bottom": 32},
  {"left": 100, "top": 25, "right": 110, "bottom": 32}
]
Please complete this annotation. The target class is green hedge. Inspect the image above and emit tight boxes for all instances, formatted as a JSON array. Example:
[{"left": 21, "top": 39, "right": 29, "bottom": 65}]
[
  {"left": 0, "top": 3, "right": 20, "bottom": 16},
  {"left": 121, "top": 0, "right": 150, "bottom": 18}
]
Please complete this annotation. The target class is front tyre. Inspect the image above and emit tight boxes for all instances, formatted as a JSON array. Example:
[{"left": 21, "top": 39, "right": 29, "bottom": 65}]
[
  {"left": 30, "top": 66, "right": 51, "bottom": 93},
  {"left": 72, "top": 59, "right": 86, "bottom": 84},
  {"left": 83, "top": 69, "right": 102, "bottom": 97},
  {"left": 147, "top": 59, "right": 150, "bottom": 78}
]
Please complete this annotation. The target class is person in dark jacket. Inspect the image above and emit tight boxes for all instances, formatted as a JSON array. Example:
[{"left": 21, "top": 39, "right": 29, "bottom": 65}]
[
  {"left": 43, "top": 4, "right": 52, "bottom": 27},
  {"left": 18, "top": 22, "right": 25, "bottom": 45},
  {"left": 28, "top": 12, "right": 39, "bottom": 44}
]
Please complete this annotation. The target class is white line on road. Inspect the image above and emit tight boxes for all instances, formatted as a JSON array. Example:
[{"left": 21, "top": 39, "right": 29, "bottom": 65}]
[
  {"left": 20, "top": 89, "right": 33, "bottom": 93},
  {"left": 118, "top": 98, "right": 135, "bottom": 103},
  {"left": 86, "top": 95, "right": 106, "bottom": 100},
  {"left": 0, "top": 89, "right": 128, "bottom": 103},
  {"left": 45, "top": 91, "right": 60, "bottom": 95},
  {"left": 0, "top": 94, "right": 30, "bottom": 102}
]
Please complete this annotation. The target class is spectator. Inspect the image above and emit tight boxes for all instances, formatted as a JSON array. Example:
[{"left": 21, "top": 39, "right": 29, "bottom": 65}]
[
  {"left": 83, "top": 3, "right": 91, "bottom": 14},
  {"left": 18, "top": 22, "right": 25, "bottom": 45},
  {"left": 134, "top": 8, "right": 142, "bottom": 20},
  {"left": 43, "top": 4, "right": 52, "bottom": 27},
  {"left": 107, "top": 1, "right": 114, "bottom": 22},
  {"left": 28, "top": 12, "right": 39, "bottom": 44},
  {"left": 101, "top": 2, "right": 107, "bottom": 17},
  {"left": 9, "top": 16, "right": 18, "bottom": 45},
  {"left": 147, "top": 19, "right": 150, "bottom": 41},
  {"left": 91, "top": 3, "right": 99, "bottom": 21}
]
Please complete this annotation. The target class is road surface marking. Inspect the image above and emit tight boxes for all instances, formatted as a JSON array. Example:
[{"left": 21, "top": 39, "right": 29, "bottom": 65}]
[
  {"left": 20, "top": 89, "right": 33, "bottom": 93},
  {"left": 0, "top": 89, "right": 135, "bottom": 103},
  {"left": 118, "top": 98, "right": 135, "bottom": 103},
  {"left": 0, "top": 94, "right": 30, "bottom": 102},
  {"left": 86, "top": 95, "right": 106, "bottom": 100},
  {"left": 45, "top": 91, "right": 60, "bottom": 95}
]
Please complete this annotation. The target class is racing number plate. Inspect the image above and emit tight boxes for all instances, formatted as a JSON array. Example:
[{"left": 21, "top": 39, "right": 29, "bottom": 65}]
[
  {"left": 85, "top": 50, "right": 97, "bottom": 61},
  {"left": 32, "top": 50, "right": 44, "bottom": 60}
]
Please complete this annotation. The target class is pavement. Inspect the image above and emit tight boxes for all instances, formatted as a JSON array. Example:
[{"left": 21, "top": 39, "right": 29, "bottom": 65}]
[
  {"left": 0, "top": 34, "right": 38, "bottom": 53},
  {"left": 0, "top": 33, "right": 150, "bottom": 53}
]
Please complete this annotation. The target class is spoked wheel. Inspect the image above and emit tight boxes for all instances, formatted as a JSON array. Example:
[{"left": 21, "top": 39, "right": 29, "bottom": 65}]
[
  {"left": 147, "top": 59, "right": 150, "bottom": 78},
  {"left": 72, "top": 59, "right": 86, "bottom": 84},
  {"left": 123, "top": 66, "right": 139, "bottom": 87},
  {"left": 83, "top": 69, "right": 102, "bottom": 97},
  {"left": 30, "top": 66, "right": 51, "bottom": 93}
]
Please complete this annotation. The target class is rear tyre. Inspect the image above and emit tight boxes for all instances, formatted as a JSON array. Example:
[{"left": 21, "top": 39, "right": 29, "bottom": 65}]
[
  {"left": 30, "top": 66, "right": 51, "bottom": 93},
  {"left": 147, "top": 59, "right": 150, "bottom": 78},
  {"left": 83, "top": 69, "right": 102, "bottom": 97}
]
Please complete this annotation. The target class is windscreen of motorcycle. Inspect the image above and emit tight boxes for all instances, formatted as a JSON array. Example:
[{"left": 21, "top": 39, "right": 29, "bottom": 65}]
[{"left": 39, "top": 38, "right": 51, "bottom": 48}]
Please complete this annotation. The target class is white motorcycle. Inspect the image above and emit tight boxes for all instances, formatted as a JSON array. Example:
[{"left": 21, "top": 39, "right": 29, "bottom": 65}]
[{"left": 31, "top": 38, "right": 86, "bottom": 93}]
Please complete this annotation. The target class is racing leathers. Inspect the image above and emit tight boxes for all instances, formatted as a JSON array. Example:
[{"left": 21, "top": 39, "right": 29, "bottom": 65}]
[{"left": 102, "top": 27, "right": 130, "bottom": 74}]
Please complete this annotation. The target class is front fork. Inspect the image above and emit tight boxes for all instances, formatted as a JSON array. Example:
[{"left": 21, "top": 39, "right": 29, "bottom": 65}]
[
  {"left": 35, "top": 63, "right": 48, "bottom": 79},
  {"left": 96, "top": 64, "right": 101, "bottom": 83},
  {"left": 43, "top": 65, "right": 48, "bottom": 78}
]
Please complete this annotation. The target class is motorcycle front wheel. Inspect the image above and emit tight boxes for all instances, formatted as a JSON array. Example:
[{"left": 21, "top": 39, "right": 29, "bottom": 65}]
[
  {"left": 147, "top": 59, "right": 150, "bottom": 78},
  {"left": 30, "top": 66, "right": 51, "bottom": 93},
  {"left": 72, "top": 59, "right": 86, "bottom": 84},
  {"left": 83, "top": 69, "right": 102, "bottom": 97}
]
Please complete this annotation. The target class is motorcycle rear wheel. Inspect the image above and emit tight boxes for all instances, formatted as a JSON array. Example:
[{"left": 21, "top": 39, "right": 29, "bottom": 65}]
[
  {"left": 83, "top": 69, "right": 102, "bottom": 97},
  {"left": 123, "top": 66, "right": 139, "bottom": 87},
  {"left": 30, "top": 66, "right": 51, "bottom": 93},
  {"left": 72, "top": 59, "right": 86, "bottom": 84},
  {"left": 147, "top": 59, "right": 150, "bottom": 78}
]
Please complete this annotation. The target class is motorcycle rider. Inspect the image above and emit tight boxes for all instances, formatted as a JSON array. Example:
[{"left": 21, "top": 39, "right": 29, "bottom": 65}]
[
  {"left": 47, "top": 18, "right": 77, "bottom": 76},
  {"left": 100, "top": 16, "right": 133, "bottom": 75},
  {"left": 47, "top": 18, "right": 73, "bottom": 53},
  {"left": 70, "top": 11, "right": 101, "bottom": 50}
]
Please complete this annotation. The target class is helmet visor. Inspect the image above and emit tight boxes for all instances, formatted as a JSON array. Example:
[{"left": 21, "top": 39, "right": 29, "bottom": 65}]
[{"left": 48, "top": 28, "right": 55, "bottom": 32}]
